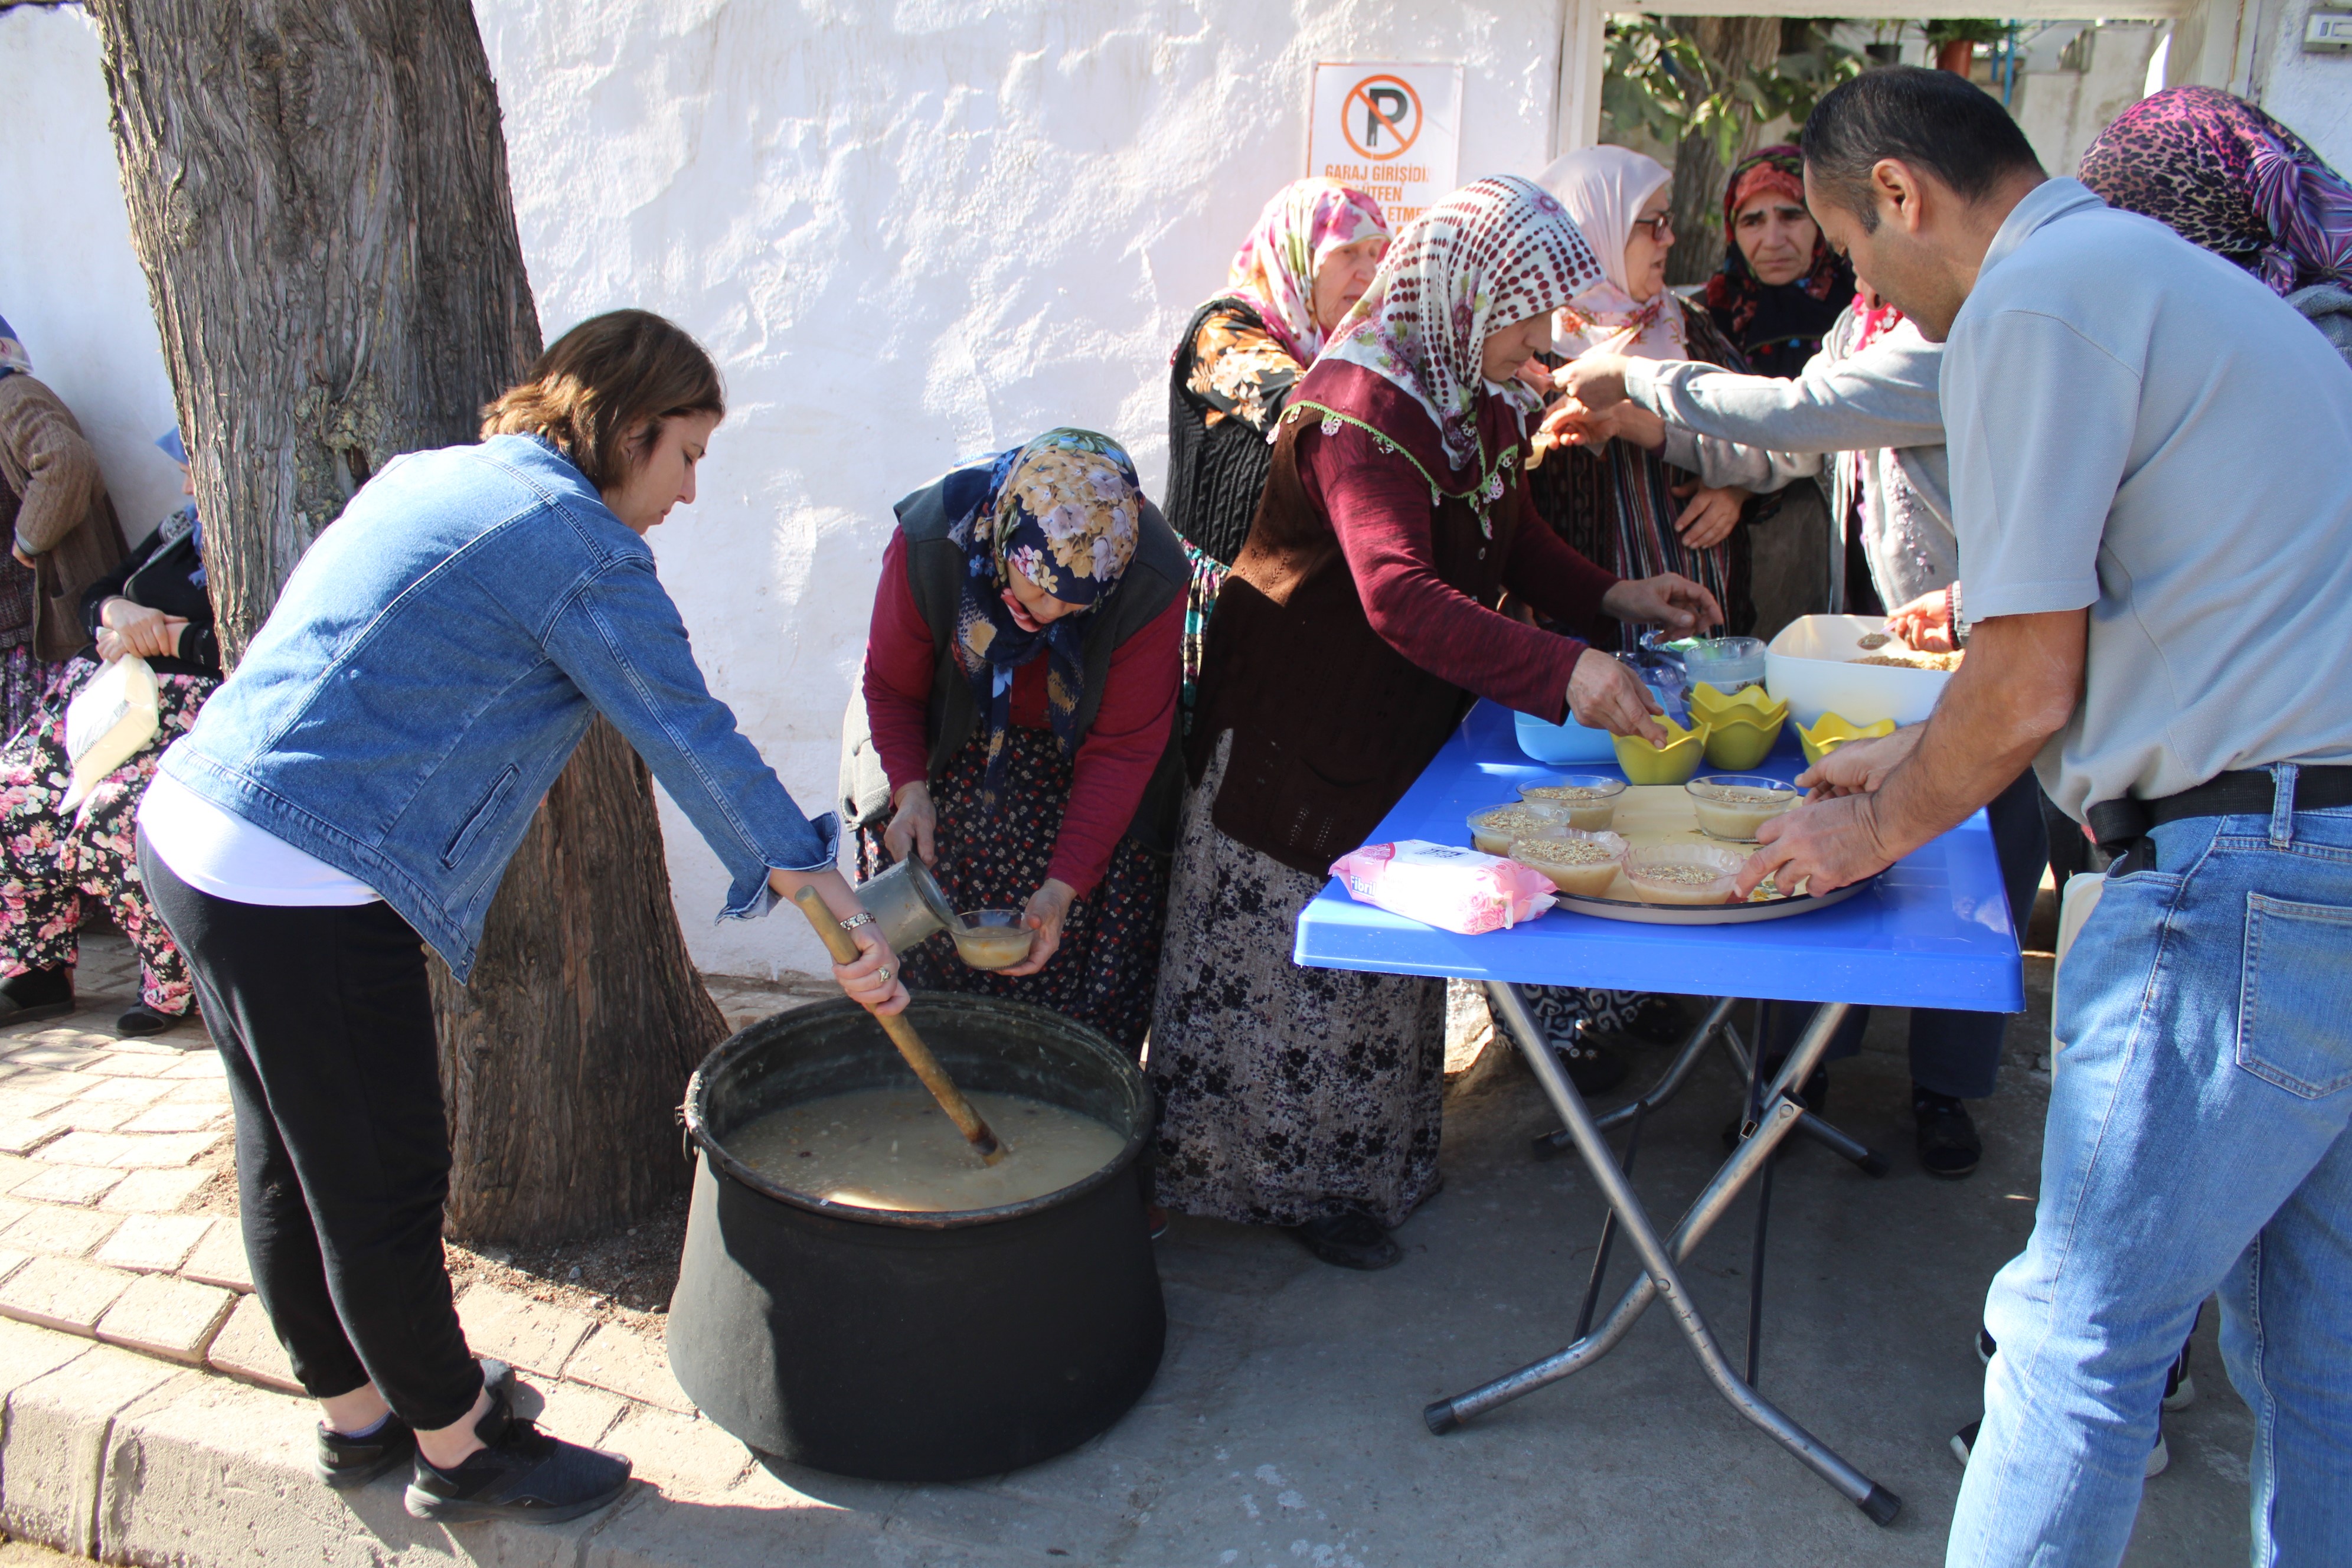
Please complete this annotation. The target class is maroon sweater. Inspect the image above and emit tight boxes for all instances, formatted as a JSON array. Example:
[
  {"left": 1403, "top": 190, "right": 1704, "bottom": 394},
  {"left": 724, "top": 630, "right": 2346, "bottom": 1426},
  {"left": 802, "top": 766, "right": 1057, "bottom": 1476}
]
[
  {"left": 863, "top": 530, "right": 1182, "bottom": 896},
  {"left": 1190, "top": 360, "right": 1620, "bottom": 874}
]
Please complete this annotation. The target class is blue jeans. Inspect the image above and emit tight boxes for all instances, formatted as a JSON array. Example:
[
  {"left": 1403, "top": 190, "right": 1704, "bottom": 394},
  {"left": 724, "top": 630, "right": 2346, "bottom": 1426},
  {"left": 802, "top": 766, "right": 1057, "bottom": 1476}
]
[{"left": 1948, "top": 786, "right": 2352, "bottom": 1567}]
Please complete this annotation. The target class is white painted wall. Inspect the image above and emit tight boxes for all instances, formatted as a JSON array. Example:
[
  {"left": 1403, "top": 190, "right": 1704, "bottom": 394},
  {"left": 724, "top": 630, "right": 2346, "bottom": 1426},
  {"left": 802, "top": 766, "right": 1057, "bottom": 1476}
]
[
  {"left": 0, "top": 6, "right": 188, "bottom": 544},
  {"left": 473, "top": 0, "right": 1569, "bottom": 980},
  {"left": 2246, "top": 0, "right": 2352, "bottom": 167}
]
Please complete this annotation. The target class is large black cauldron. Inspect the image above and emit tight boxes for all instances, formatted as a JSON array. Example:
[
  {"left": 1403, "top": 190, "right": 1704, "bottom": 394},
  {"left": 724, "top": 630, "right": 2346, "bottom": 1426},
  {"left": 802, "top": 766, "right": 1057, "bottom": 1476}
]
[{"left": 668, "top": 994, "right": 1164, "bottom": 1481}]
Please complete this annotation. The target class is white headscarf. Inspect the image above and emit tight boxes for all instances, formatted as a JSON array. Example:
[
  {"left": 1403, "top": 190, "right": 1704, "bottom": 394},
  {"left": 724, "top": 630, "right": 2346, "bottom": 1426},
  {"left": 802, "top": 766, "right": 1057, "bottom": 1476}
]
[
  {"left": 1318, "top": 175, "right": 1603, "bottom": 469},
  {"left": 1535, "top": 147, "right": 1689, "bottom": 361}
]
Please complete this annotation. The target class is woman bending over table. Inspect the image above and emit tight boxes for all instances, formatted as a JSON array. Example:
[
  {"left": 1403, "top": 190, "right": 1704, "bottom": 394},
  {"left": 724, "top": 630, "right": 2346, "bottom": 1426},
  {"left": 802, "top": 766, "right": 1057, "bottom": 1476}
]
[
  {"left": 137, "top": 311, "right": 904, "bottom": 1529},
  {"left": 848, "top": 429, "right": 1183, "bottom": 1054},
  {"left": 1165, "top": 178, "right": 1388, "bottom": 713},
  {"left": 1150, "top": 177, "right": 1719, "bottom": 1272}
]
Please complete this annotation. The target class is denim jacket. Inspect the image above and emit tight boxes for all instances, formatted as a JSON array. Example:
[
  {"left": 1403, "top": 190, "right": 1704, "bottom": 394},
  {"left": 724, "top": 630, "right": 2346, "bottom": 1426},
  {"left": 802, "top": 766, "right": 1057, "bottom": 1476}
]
[{"left": 159, "top": 434, "right": 837, "bottom": 980}]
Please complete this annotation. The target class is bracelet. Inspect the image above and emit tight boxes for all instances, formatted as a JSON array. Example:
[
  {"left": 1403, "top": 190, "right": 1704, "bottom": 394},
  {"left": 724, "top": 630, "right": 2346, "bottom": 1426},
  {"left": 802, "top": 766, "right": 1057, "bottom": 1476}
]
[{"left": 837, "top": 912, "right": 874, "bottom": 933}]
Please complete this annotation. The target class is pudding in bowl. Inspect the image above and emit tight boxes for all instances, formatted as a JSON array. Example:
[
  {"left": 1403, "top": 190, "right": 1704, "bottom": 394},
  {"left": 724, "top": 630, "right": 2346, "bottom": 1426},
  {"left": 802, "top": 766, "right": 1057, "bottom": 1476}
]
[
  {"left": 1468, "top": 801, "right": 1571, "bottom": 855},
  {"left": 1508, "top": 831, "right": 1629, "bottom": 898},
  {"left": 1515, "top": 775, "right": 1627, "bottom": 831},
  {"left": 1623, "top": 844, "right": 1748, "bottom": 906},
  {"left": 1685, "top": 775, "right": 1801, "bottom": 842},
  {"left": 952, "top": 909, "right": 1037, "bottom": 971}
]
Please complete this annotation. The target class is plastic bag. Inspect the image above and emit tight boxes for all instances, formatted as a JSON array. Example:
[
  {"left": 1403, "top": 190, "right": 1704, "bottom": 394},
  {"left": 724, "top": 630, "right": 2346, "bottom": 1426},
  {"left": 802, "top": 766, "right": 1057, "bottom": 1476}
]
[
  {"left": 63, "top": 655, "right": 161, "bottom": 815},
  {"left": 1327, "top": 839, "right": 1557, "bottom": 935}
]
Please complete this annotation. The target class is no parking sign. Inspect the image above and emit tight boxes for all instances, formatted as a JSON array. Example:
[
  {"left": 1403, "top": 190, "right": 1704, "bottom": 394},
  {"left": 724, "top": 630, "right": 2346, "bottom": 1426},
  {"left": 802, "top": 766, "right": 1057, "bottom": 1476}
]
[{"left": 1306, "top": 62, "right": 1465, "bottom": 227}]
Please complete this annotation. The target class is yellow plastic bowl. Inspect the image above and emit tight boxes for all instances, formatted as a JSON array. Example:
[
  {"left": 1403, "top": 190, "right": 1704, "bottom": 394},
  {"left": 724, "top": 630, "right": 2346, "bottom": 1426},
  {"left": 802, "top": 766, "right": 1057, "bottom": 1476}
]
[
  {"left": 1701, "top": 711, "right": 1787, "bottom": 770},
  {"left": 1797, "top": 711, "right": 1899, "bottom": 767},
  {"left": 1687, "top": 680, "right": 1789, "bottom": 729},
  {"left": 1612, "top": 714, "right": 1712, "bottom": 785}
]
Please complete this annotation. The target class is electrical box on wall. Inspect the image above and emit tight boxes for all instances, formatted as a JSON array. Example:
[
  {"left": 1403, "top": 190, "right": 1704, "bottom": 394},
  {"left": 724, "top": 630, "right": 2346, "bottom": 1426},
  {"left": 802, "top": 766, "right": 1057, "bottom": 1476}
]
[{"left": 2308, "top": 9, "right": 2352, "bottom": 51}]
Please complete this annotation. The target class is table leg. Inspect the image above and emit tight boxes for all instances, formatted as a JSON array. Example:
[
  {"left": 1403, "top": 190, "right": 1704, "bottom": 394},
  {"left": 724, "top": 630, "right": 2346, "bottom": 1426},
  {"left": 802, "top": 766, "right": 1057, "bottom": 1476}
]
[
  {"left": 1532, "top": 995, "right": 1736, "bottom": 1157},
  {"left": 1429, "top": 984, "right": 1900, "bottom": 1526}
]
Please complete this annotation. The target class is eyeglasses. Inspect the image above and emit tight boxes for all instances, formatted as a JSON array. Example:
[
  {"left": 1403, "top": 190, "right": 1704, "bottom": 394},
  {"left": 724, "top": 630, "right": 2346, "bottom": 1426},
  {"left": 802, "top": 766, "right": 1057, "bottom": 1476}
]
[{"left": 1631, "top": 212, "right": 1675, "bottom": 242}]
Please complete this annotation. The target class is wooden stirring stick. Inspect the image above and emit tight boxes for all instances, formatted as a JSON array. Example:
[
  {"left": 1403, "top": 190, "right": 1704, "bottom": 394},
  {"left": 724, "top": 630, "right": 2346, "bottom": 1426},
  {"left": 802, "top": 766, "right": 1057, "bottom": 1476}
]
[{"left": 792, "top": 887, "right": 1005, "bottom": 1165}]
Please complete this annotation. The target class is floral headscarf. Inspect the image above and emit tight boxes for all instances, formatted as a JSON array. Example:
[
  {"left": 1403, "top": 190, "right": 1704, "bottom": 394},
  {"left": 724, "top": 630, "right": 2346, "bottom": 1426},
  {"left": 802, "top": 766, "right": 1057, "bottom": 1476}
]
[
  {"left": 2078, "top": 87, "right": 2352, "bottom": 297},
  {"left": 1224, "top": 179, "right": 1391, "bottom": 364},
  {"left": 1319, "top": 175, "right": 1602, "bottom": 469},
  {"left": 949, "top": 427, "right": 1145, "bottom": 802},
  {"left": 0, "top": 316, "right": 30, "bottom": 380},
  {"left": 1701, "top": 145, "right": 1853, "bottom": 378},
  {"left": 1537, "top": 146, "right": 1690, "bottom": 361}
]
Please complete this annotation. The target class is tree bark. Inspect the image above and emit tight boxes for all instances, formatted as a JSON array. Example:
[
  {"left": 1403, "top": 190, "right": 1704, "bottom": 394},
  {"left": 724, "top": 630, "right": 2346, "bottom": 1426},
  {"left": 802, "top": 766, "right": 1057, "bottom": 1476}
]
[
  {"left": 90, "top": 0, "right": 727, "bottom": 1243},
  {"left": 1663, "top": 16, "right": 1786, "bottom": 288}
]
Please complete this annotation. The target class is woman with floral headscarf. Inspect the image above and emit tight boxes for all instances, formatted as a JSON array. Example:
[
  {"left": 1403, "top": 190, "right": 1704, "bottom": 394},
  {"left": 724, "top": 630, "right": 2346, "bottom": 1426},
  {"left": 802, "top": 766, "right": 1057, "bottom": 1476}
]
[
  {"left": 1165, "top": 179, "right": 1390, "bottom": 712},
  {"left": 851, "top": 428, "right": 1185, "bottom": 1053},
  {"left": 2078, "top": 86, "right": 2352, "bottom": 363},
  {"left": 1150, "top": 177, "right": 1719, "bottom": 1270},
  {"left": 1704, "top": 145, "right": 1857, "bottom": 380}
]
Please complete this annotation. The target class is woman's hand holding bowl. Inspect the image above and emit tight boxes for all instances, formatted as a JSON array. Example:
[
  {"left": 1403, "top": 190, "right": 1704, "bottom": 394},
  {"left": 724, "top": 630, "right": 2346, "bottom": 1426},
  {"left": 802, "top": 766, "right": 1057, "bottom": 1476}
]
[
  {"left": 999, "top": 877, "right": 1074, "bottom": 978},
  {"left": 884, "top": 779, "right": 938, "bottom": 865}
]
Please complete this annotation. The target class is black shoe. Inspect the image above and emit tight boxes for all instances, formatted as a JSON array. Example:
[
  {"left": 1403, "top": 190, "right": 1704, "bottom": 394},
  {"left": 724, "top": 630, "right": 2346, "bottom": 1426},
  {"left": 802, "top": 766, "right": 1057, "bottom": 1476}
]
[
  {"left": 1288, "top": 1207, "right": 1402, "bottom": 1271},
  {"left": 1951, "top": 1415, "right": 2167, "bottom": 1475},
  {"left": 1914, "top": 1088, "right": 1982, "bottom": 1179},
  {"left": 116, "top": 1002, "right": 180, "bottom": 1037},
  {"left": 315, "top": 1359, "right": 515, "bottom": 1490},
  {"left": 1621, "top": 995, "right": 1687, "bottom": 1046},
  {"left": 1553, "top": 1028, "right": 1628, "bottom": 1097},
  {"left": 404, "top": 1377, "right": 629, "bottom": 1524},
  {"left": 0, "top": 965, "right": 74, "bottom": 1024},
  {"left": 316, "top": 1413, "right": 416, "bottom": 1489}
]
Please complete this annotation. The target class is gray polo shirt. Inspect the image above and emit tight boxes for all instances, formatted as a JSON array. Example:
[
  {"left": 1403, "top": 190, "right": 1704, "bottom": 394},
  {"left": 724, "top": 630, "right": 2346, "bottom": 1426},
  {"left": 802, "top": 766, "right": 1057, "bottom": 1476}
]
[{"left": 1944, "top": 179, "right": 2352, "bottom": 819}]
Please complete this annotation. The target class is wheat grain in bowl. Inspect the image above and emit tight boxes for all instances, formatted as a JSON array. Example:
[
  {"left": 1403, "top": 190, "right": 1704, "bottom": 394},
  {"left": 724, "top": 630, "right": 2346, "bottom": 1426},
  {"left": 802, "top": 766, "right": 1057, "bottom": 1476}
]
[
  {"left": 1468, "top": 801, "right": 1572, "bottom": 855},
  {"left": 1508, "top": 829, "right": 1629, "bottom": 898},
  {"left": 1685, "top": 775, "right": 1801, "bottom": 842},
  {"left": 1623, "top": 843, "right": 1749, "bottom": 906},
  {"left": 1515, "top": 773, "right": 1627, "bottom": 830}
]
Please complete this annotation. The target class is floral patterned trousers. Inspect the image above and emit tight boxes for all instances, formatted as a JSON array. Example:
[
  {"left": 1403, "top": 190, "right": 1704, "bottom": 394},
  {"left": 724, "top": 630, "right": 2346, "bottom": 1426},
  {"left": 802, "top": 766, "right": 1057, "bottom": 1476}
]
[{"left": 0, "top": 658, "right": 217, "bottom": 1013}]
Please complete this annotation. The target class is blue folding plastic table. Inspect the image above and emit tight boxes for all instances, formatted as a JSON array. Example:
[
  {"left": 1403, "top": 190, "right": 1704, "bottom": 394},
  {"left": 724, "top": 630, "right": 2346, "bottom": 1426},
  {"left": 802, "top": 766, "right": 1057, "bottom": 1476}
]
[{"left": 1292, "top": 701, "right": 2024, "bottom": 1525}]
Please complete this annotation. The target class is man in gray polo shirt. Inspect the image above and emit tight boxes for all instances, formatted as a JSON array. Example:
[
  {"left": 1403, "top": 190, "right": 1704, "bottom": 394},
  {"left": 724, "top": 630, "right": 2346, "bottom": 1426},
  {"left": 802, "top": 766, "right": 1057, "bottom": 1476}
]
[{"left": 1734, "top": 68, "right": 2352, "bottom": 1567}]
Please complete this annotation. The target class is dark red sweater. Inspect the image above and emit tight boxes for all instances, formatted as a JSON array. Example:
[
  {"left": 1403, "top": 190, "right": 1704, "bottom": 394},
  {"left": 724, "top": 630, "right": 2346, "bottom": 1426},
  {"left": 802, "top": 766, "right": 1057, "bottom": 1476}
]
[{"left": 862, "top": 530, "right": 1181, "bottom": 897}]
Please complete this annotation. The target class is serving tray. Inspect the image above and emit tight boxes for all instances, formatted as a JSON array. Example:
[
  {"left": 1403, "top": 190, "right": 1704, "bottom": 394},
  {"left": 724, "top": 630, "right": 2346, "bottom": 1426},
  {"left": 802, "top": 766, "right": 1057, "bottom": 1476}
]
[{"left": 1549, "top": 876, "right": 1873, "bottom": 926}]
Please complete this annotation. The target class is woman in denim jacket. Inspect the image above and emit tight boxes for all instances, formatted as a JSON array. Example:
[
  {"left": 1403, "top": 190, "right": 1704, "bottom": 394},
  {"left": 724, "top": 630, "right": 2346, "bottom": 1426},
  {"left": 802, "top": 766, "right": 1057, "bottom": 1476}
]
[{"left": 136, "top": 311, "right": 904, "bottom": 1527}]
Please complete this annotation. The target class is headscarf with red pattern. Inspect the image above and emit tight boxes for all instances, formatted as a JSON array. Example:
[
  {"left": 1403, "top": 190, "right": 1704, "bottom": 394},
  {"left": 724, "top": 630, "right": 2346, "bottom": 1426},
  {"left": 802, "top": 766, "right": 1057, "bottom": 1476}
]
[
  {"left": 1319, "top": 176, "right": 1603, "bottom": 469},
  {"left": 1703, "top": 145, "right": 1853, "bottom": 378}
]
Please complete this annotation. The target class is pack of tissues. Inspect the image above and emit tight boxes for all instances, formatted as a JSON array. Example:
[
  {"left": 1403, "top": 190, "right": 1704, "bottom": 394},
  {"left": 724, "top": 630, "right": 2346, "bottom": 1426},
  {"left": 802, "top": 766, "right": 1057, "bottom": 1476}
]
[{"left": 1327, "top": 840, "right": 1557, "bottom": 935}]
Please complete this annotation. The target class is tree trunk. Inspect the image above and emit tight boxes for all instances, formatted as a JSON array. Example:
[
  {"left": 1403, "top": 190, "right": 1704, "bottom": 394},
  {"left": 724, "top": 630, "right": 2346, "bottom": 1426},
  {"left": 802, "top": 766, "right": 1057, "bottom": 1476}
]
[
  {"left": 90, "top": 0, "right": 728, "bottom": 1243},
  {"left": 1664, "top": 16, "right": 1785, "bottom": 288}
]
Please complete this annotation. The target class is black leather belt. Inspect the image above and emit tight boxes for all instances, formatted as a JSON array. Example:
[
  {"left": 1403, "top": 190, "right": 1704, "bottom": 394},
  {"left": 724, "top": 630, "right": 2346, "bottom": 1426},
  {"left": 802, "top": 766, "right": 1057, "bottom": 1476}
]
[{"left": 2088, "top": 765, "right": 2352, "bottom": 874}]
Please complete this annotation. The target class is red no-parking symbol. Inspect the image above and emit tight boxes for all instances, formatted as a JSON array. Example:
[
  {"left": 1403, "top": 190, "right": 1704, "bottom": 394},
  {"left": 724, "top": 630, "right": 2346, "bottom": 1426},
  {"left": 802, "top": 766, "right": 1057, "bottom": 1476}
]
[{"left": 1342, "top": 74, "right": 1422, "bottom": 161}]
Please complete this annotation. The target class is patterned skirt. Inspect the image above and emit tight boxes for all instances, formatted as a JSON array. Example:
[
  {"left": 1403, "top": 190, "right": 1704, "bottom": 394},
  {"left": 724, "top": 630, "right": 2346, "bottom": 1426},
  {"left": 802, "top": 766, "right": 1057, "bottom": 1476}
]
[
  {"left": 854, "top": 724, "right": 1171, "bottom": 1056},
  {"left": 1146, "top": 734, "right": 1445, "bottom": 1229},
  {"left": 0, "top": 645, "right": 58, "bottom": 744}
]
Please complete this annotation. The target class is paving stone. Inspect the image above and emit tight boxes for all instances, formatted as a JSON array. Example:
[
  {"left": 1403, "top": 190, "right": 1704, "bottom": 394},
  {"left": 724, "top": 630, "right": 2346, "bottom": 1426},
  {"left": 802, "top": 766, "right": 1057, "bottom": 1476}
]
[
  {"left": 562, "top": 1321, "right": 697, "bottom": 1414},
  {"left": 8, "top": 1339, "right": 184, "bottom": 1558},
  {"left": 87, "top": 1050, "right": 178, "bottom": 1079},
  {"left": 0, "top": 1080, "right": 80, "bottom": 1119},
  {"left": 162, "top": 1050, "right": 225, "bottom": 1079},
  {"left": 604, "top": 1402, "right": 754, "bottom": 1502},
  {"left": 0, "top": 1255, "right": 136, "bottom": 1335},
  {"left": 37, "top": 1131, "right": 140, "bottom": 1166},
  {"left": 528, "top": 1377, "right": 631, "bottom": 1448},
  {"left": 175, "top": 1218, "right": 252, "bottom": 1292},
  {"left": 161, "top": 1079, "right": 232, "bottom": 1107},
  {"left": 0, "top": 1247, "right": 26, "bottom": 1289},
  {"left": 0, "top": 1312, "right": 93, "bottom": 1391},
  {"left": 456, "top": 1282, "right": 595, "bottom": 1377},
  {"left": 1, "top": 1201, "right": 120, "bottom": 1257},
  {"left": 98, "top": 1165, "right": 213, "bottom": 1214},
  {"left": 204, "top": 1292, "right": 300, "bottom": 1393},
  {"left": 55, "top": 1076, "right": 175, "bottom": 1108},
  {"left": 0, "top": 1116, "right": 68, "bottom": 1155},
  {"left": 1, "top": 1042, "right": 99, "bottom": 1068},
  {"left": 92, "top": 1213, "right": 211, "bottom": 1274},
  {"left": 96, "top": 1271, "right": 236, "bottom": 1363},
  {"left": 31, "top": 1095, "right": 149, "bottom": 1133},
  {"left": 9, "top": 1161, "right": 124, "bottom": 1206},
  {"left": 50, "top": 1129, "right": 224, "bottom": 1169},
  {"left": 118, "top": 1102, "right": 228, "bottom": 1135},
  {"left": 0, "top": 1152, "right": 30, "bottom": 1192},
  {"left": 23, "top": 1025, "right": 117, "bottom": 1052}
]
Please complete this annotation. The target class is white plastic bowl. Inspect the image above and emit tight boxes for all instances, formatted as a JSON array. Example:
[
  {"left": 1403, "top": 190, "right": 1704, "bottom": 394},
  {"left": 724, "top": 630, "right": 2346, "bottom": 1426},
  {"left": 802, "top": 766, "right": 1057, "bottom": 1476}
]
[{"left": 1763, "top": 614, "right": 1952, "bottom": 728}]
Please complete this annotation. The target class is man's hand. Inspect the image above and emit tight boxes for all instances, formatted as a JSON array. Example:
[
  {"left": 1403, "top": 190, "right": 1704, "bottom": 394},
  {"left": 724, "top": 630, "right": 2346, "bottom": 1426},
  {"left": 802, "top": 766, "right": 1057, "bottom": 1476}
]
[
  {"left": 883, "top": 780, "right": 937, "bottom": 865},
  {"left": 1600, "top": 572, "right": 1724, "bottom": 636},
  {"left": 1549, "top": 351, "right": 1634, "bottom": 412},
  {"left": 1670, "top": 482, "right": 1746, "bottom": 550},
  {"left": 1885, "top": 587, "right": 1956, "bottom": 652},
  {"left": 1736, "top": 792, "right": 1901, "bottom": 899},
  {"left": 999, "top": 877, "right": 1074, "bottom": 977},
  {"left": 1794, "top": 724, "right": 1922, "bottom": 799},
  {"left": 1566, "top": 648, "right": 1667, "bottom": 745}
]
